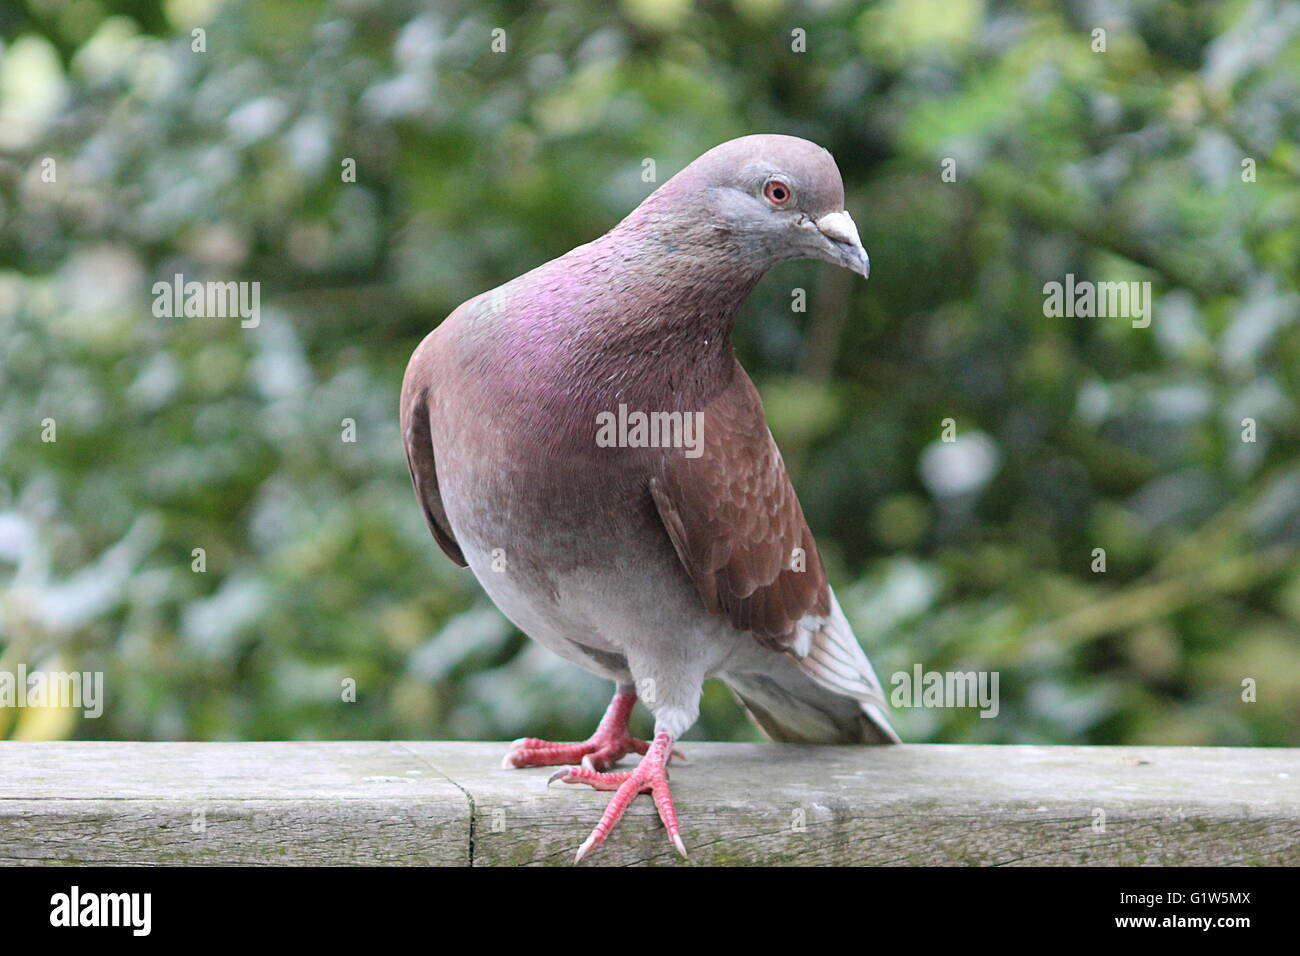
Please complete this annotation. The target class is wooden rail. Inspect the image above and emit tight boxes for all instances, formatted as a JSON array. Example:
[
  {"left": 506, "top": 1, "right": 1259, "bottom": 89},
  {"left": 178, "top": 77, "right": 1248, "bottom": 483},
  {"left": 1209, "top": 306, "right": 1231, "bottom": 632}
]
[{"left": 0, "top": 742, "right": 1295, "bottom": 865}]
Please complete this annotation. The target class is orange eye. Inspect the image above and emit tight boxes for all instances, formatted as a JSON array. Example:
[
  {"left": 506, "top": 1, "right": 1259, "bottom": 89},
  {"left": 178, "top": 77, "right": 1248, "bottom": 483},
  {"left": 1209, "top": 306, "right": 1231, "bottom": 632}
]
[{"left": 763, "top": 179, "right": 792, "bottom": 205}]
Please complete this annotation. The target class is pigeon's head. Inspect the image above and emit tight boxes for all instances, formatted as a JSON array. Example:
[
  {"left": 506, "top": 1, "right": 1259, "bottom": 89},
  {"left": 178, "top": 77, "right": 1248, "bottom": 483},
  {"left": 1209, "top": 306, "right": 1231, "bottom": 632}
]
[{"left": 666, "top": 134, "right": 870, "bottom": 279}]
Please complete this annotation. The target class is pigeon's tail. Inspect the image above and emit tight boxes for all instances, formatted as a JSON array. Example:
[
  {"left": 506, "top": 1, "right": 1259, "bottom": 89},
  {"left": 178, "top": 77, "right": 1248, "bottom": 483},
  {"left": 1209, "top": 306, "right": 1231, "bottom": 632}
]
[{"left": 723, "top": 590, "right": 899, "bottom": 745}]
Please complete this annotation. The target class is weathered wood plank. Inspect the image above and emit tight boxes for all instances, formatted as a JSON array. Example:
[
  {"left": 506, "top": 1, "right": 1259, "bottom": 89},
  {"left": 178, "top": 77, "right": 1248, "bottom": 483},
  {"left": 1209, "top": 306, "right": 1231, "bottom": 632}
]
[
  {"left": 1, "top": 742, "right": 1295, "bottom": 866},
  {"left": 426, "top": 743, "right": 1300, "bottom": 866},
  {"left": 0, "top": 742, "right": 470, "bottom": 865}
]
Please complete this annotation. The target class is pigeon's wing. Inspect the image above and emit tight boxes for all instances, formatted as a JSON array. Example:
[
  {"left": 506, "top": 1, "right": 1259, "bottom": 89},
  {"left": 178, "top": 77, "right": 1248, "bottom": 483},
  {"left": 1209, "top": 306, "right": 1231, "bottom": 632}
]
[
  {"left": 649, "top": 361, "right": 893, "bottom": 721},
  {"left": 649, "top": 367, "right": 827, "bottom": 648},
  {"left": 400, "top": 339, "right": 466, "bottom": 568}
]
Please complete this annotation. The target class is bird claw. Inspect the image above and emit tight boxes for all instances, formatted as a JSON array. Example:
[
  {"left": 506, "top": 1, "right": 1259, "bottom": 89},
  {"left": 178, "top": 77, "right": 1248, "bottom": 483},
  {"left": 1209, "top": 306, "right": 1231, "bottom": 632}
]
[
  {"left": 501, "top": 730, "right": 653, "bottom": 772},
  {"left": 561, "top": 731, "right": 686, "bottom": 863},
  {"left": 500, "top": 694, "right": 687, "bottom": 861},
  {"left": 546, "top": 767, "right": 572, "bottom": 788},
  {"left": 503, "top": 690, "right": 648, "bottom": 771}
]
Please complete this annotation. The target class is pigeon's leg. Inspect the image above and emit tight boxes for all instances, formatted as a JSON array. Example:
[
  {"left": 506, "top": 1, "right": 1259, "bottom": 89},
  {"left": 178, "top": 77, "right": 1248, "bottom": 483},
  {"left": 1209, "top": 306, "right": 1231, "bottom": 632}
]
[
  {"left": 503, "top": 684, "right": 649, "bottom": 771},
  {"left": 549, "top": 728, "right": 685, "bottom": 861}
]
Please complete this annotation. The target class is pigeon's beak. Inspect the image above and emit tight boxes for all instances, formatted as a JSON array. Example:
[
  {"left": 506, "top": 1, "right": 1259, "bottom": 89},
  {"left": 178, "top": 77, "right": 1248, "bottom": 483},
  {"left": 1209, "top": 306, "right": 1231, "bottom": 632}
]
[{"left": 815, "top": 211, "right": 870, "bottom": 279}]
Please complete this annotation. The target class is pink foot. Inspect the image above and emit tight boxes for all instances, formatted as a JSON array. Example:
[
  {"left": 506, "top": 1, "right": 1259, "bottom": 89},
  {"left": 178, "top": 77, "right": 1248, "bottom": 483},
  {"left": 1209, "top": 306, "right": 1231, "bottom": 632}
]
[
  {"left": 550, "top": 730, "right": 686, "bottom": 862},
  {"left": 503, "top": 689, "right": 646, "bottom": 772}
]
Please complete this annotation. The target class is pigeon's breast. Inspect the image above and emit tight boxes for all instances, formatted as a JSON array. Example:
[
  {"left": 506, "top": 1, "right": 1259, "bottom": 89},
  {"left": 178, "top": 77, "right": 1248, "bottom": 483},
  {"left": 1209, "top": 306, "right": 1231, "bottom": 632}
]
[{"left": 427, "top": 351, "right": 746, "bottom": 680}]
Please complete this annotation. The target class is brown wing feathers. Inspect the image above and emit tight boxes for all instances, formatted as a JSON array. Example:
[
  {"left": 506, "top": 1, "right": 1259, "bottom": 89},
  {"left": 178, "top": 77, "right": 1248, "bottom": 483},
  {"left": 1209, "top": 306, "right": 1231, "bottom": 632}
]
[
  {"left": 650, "top": 368, "right": 830, "bottom": 649},
  {"left": 400, "top": 377, "right": 466, "bottom": 568}
]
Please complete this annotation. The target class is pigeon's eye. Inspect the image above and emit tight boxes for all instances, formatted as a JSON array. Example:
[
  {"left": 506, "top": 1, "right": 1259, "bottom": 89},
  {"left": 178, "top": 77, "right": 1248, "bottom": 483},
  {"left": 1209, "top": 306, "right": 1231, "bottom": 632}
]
[{"left": 763, "top": 179, "right": 793, "bottom": 206}]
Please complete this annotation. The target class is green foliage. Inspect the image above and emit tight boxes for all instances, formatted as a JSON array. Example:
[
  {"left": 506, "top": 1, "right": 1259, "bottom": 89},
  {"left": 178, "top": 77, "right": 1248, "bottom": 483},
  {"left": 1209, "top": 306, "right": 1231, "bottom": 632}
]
[{"left": 0, "top": 0, "right": 1296, "bottom": 745}]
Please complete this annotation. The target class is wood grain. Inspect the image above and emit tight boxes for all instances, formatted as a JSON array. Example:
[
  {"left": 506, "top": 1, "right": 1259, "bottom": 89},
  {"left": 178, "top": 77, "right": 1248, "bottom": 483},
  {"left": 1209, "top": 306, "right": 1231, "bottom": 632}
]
[{"left": 1, "top": 742, "right": 1295, "bottom": 866}]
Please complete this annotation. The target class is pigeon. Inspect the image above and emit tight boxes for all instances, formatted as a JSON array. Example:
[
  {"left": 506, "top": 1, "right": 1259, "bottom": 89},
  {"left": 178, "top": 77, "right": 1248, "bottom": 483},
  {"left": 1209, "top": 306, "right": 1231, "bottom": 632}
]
[{"left": 401, "top": 134, "right": 898, "bottom": 862}]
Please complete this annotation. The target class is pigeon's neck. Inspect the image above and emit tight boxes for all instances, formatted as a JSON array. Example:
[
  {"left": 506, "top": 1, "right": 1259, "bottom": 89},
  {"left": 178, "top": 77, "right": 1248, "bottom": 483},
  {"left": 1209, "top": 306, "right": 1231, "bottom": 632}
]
[
  {"left": 610, "top": 187, "right": 769, "bottom": 304},
  {"left": 607, "top": 233, "right": 761, "bottom": 332},
  {"left": 555, "top": 215, "right": 763, "bottom": 405}
]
